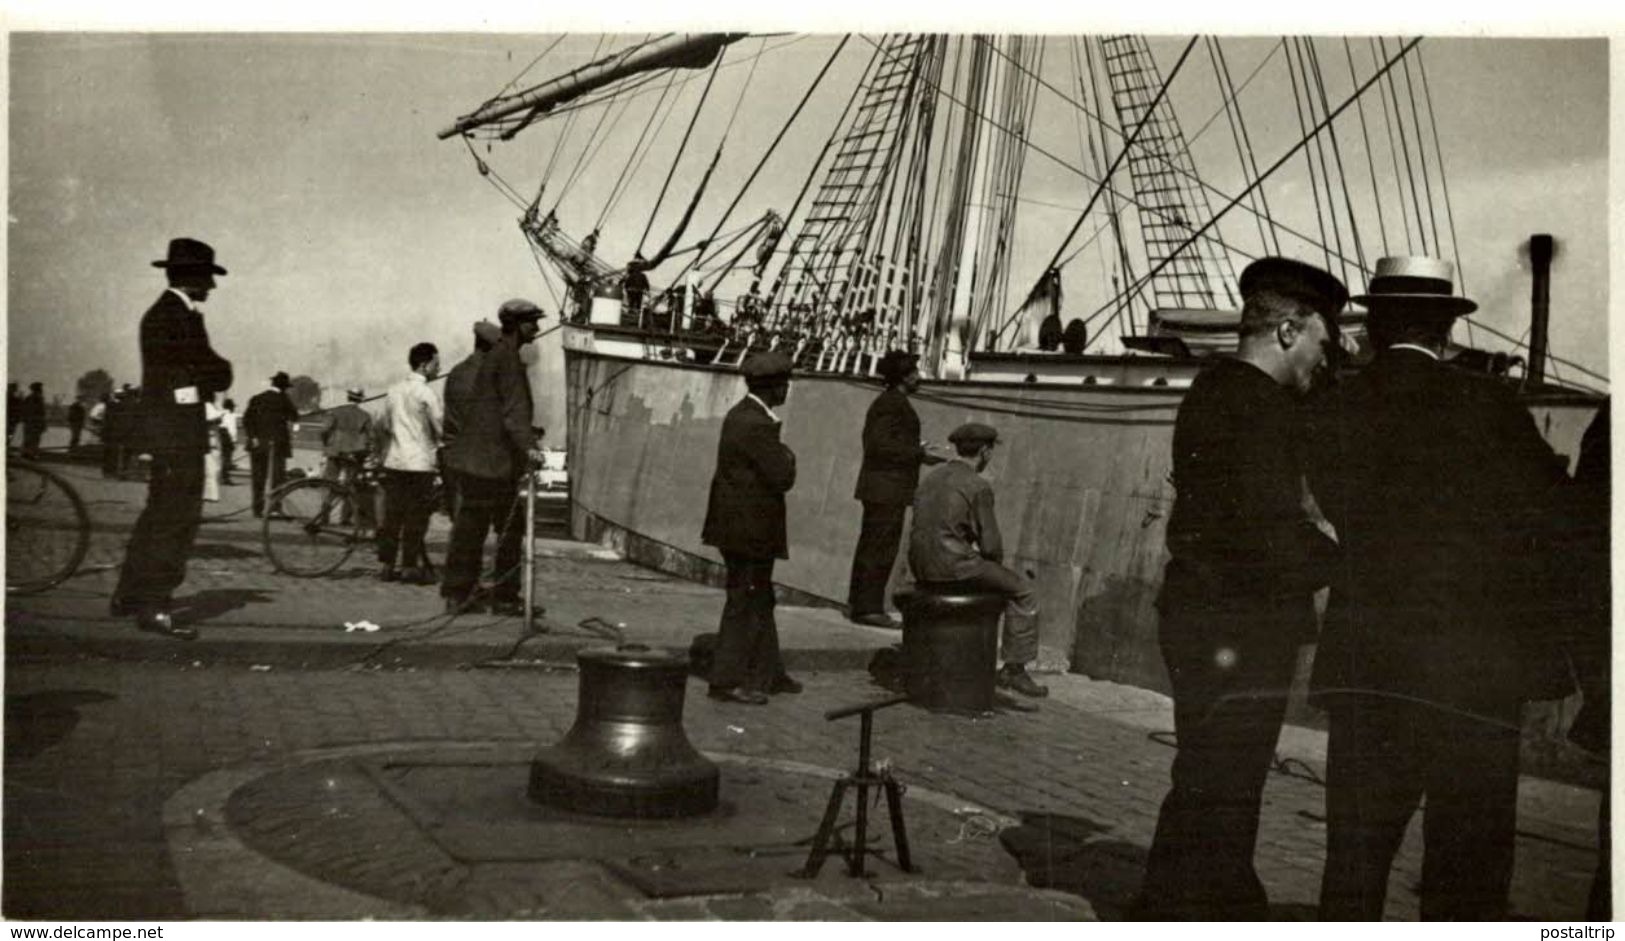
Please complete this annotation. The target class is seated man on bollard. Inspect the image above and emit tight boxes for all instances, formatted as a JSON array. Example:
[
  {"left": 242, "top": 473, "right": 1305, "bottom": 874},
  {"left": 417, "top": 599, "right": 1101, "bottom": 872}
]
[{"left": 907, "top": 422, "right": 1047, "bottom": 700}]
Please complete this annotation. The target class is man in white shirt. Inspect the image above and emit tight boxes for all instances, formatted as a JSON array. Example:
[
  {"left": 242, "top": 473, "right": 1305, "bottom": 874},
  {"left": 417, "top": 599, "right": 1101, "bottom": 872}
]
[{"left": 375, "top": 342, "right": 443, "bottom": 584}]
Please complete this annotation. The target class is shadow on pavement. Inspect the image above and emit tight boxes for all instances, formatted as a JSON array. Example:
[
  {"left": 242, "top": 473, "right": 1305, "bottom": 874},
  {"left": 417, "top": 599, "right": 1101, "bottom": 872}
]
[
  {"left": 999, "top": 811, "right": 1146, "bottom": 920},
  {"left": 170, "top": 587, "right": 276, "bottom": 623},
  {"left": 4, "top": 690, "right": 117, "bottom": 763},
  {"left": 189, "top": 542, "right": 264, "bottom": 560}
]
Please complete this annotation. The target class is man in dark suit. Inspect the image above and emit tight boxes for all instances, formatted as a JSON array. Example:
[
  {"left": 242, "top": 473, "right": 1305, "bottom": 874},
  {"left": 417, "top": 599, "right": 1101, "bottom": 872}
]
[
  {"left": 701, "top": 350, "right": 800, "bottom": 705},
  {"left": 244, "top": 371, "right": 299, "bottom": 516},
  {"left": 1307, "top": 256, "right": 1571, "bottom": 920},
  {"left": 441, "top": 302, "right": 543, "bottom": 616},
  {"left": 1138, "top": 257, "right": 1344, "bottom": 920},
  {"left": 846, "top": 350, "right": 945, "bottom": 627},
  {"left": 111, "top": 238, "right": 234, "bottom": 638}
]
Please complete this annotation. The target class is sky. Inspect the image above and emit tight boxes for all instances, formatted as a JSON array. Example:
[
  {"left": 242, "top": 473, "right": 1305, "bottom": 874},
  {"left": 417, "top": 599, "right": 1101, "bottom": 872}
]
[{"left": 4, "top": 20, "right": 1615, "bottom": 425}]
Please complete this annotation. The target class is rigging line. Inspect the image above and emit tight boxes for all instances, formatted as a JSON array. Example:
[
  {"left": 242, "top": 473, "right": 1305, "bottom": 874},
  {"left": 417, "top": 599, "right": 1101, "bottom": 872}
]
[
  {"left": 669, "top": 35, "right": 851, "bottom": 290},
  {"left": 1306, "top": 37, "right": 1366, "bottom": 283},
  {"left": 1284, "top": 38, "right": 1336, "bottom": 277},
  {"left": 1085, "top": 37, "right": 1142, "bottom": 329},
  {"left": 486, "top": 34, "right": 570, "bottom": 104},
  {"left": 1344, "top": 37, "right": 1390, "bottom": 257},
  {"left": 1416, "top": 50, "right": 1467, "bottom": 295},
  {"left": 1398, "top": 47, "right": 1443, "bottom": 257},
  {"left": 955, "top": 34, "right": 1352, "bottom": 279},
  {"left": 720, "top": 36, "right": 766, "bottom": 141},
  {"left": 1032, "top": 37, "right": 1201, "bottom": 299},
  {"left": 1369, "top": 37, "right": 1414, "bottom": 254},
  {"left": 1184, "top": 40, "right": 1286, "bottom": 148},
  {"left": 1206, "top": 37, "right": 1270, "bottom": 255},
  {"left": 595, "top": 69, "right": 679, "bottom": 232},
  {"left": 1094, "top": 38, "right": 1425, "bottom": 334},
  {"left": 550, "top": 75, "right": 635, "bottom": 216},
  {"left": 638, "top": 48, "right": 725, "bottom": 254},
  {"left": 600, "top": 73, "right": 684, "bottom": 227},
  {"left": 1378, "top": 36, "right": 1428, "bottom": 255},
  {"left": 1460, "top": 320, "right": 1610, "bottom": 386},
  {"left": 537, "top": 33, "right": 607, "bottom": 188},
  {"left": 1217, "top": 40, "right": 1283, "bottom": 255}
]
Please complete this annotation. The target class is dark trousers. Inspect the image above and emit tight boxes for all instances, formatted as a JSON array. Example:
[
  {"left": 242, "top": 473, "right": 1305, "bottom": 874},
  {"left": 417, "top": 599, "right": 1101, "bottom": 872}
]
[
  {"left": 219, "top": 435, "right": 235, "bottom": 483},
  {"left": 68, "top": 424, "right": 83, "bottom": 451},
  {"left": 249, "top": 445, "right": 287, "bottom": 515},
  {"left": 100, "top": 439, "right": 120, "bottom": 477},
  {"left": 709, "top": 554, "right": 783, "bottom": 694},
  {"left": 847, "top": 501, "right": 907, "bottom": 616},
  {"left": 1318, "top": 694, "right": 1520, "bottom": 920},
  {"left": 1140, "top": 605, "right": 1300, "bottom": 920},
  {"left": 442, "top": 473, "right": 522, "bottom": 601},
  {"left": 21, "top": 423, "right": 43, "bottom": 457},
  {"left": 113, "top": 451, "right": 205, "bottom": 609},
  {"left": 376, "top": 470, "right": 437, "bottom": 569}
]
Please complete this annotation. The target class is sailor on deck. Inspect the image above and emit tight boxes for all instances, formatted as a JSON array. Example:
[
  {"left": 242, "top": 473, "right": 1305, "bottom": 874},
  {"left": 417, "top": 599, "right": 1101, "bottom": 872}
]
[{"left": 1138, "top": 257, "right": 1344, "bottom": 919}]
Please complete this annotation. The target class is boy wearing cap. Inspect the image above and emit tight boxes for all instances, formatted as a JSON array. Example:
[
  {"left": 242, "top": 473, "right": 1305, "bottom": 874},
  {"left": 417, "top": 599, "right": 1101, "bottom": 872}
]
[
  {"left": 908, "top": 422, "right": 1047, "bottom": 699},
  {"left": 847, "top": 350, "right": 946, "bottom": 627},
  {"left": 1307, "top": 256, "right": 1571, "bottom": 919},
  {"left": 111, "top": 237, "right": 235, "bottom": 639},
  {"left": 1140, "top": 257, "right": 1344, "bottom": 919},
  {"left": 701, "top": 350, "right": 801, "bottom": 705}
]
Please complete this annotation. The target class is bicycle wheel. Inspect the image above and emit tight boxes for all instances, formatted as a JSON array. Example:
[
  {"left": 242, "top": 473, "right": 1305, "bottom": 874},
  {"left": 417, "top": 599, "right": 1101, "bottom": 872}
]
[
  {"left": 262, "top": 478, "right": 362, "bottom": 577},
  {"left": 6, "top": 461, "right": 92, "bottom": 595}
]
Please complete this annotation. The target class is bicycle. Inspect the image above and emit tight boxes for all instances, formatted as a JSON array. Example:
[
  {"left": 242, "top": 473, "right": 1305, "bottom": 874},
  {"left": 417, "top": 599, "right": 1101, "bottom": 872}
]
[
  {"left": 6, "top": 457, "right": 93, "bottom": 594},
  {"left": 261, "top": 462, "right": 444, "bottom": 577}
]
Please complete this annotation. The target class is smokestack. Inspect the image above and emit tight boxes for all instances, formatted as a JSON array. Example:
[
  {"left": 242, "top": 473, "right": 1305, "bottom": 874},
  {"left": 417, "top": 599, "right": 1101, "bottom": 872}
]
[{"left": 1527, "top": 233, "right": 1553, "bottom": 387}]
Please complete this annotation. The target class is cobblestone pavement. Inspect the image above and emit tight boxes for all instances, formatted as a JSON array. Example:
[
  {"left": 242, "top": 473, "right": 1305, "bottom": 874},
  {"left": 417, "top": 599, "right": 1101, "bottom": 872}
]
[{"left": 2, "top": 655, "right": 1603, "bottom": 921}]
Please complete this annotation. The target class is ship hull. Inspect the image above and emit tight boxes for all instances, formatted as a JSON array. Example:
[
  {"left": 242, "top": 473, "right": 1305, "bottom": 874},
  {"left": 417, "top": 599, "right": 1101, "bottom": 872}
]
[{"left": 563, "top": 324, "right": 1601, "bottom": 692}]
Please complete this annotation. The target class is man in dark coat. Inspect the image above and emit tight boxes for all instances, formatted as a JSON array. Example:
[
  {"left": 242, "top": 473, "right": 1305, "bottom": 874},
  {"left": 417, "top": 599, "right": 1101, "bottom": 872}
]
[
  {"left": 441, "top": 302, "right": 543, "bottom": 616},
  {"left": 243, "top": 371, "right": 299, "bottom": 516},
  {"left": 67, "top": 398, "right": 87, "bottom": 452},
  {"left": 1137, "top": 257, "right": 1344, "bottom": 920},
  {"left": 110, "top": 237, "right": 234, "bottom": 638},
  {"left": 440, "top": 319, "right": 502, "bottom": 519},
  {"left": 1307, "top": 256, "right": 1571, "bottom": 920},
  {"left": 19, "top": 382, "right": 46, "bottom": 458},
  {"left": 701, "top": 350, "right": 800, "bottom": 704},
  {"left": 847, "top": 350, "right": 945, "bottom": 627}
]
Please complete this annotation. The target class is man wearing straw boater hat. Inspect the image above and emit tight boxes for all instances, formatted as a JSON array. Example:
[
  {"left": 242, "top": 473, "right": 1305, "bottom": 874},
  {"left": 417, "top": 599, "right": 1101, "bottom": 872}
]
[
  {"left": 110, "top": 237, "right": 234, "bottom": 639},
  {"left": 1139, "top": 257, "right": 1344, "bottom": 919},
  {"left": 1306, "top": 256, "right": 1571, "bottom": 919}
]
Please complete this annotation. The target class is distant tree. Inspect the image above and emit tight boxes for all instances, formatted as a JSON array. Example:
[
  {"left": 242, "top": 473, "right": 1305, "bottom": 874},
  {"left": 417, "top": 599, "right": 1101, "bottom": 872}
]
[
  {"left": 76, "top": 368, "right": 114, "bottom": 403},
  {"left": 287, "top": 375, "right": 322, "bottom": 413}
]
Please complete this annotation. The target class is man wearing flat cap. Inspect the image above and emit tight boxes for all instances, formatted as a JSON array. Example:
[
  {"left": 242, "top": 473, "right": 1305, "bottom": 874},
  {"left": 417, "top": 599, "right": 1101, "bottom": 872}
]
[
  {"left": 1306, "top": 256, "right": 1570, "bottom": 919},
  {"left": 244, "top": 370, "right": 300, "bottom": 518},
  {"left": 320, "top": 387, "right": 375, "bottom": 492},
  {"left": 846, "top": 350, "right": 947, "bottom": 627},
  {"left": 1139, "top": 256, "right": 1344, "bottom": 919},
  {"left": 908, "top": 421, "right": 1048, "bottom": 699},
  {"left": 110, "top": 237, "right": 235, "bottom": 639},
  {"left": 701, "top": 350, "right": 801, "bottom": 705},
  {"left": 442, "top": 300, "right": 546, "bottom": 616}
]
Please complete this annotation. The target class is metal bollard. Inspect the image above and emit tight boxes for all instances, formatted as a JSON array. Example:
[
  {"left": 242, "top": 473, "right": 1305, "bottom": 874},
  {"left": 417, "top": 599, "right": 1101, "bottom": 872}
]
[{"left": 895, "top": 586, "right": 1005, "bottom": 713}]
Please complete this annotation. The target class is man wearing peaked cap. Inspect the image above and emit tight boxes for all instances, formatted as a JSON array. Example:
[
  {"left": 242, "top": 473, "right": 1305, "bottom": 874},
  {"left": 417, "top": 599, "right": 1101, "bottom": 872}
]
[
  {"left": 700, "top": 348, "right": 801, "bottom": 705},
  {"left": 908, "top": 420, "right": 1049, "bottom": 700},
  {"left": 442, "top": 300, "right": 547, "bottom": 616},
  {"left": 111, "top": 238, "right": 235, "bottom": 640},
  {"left": 846, "top": 351, "right": 947, "bottom": 627},
  {"left": 1139, "top": 256, "right": 1344, "bottom": 919},
  {"left": 1306, "top": 256, "right": 1570, "bottom": 919}
]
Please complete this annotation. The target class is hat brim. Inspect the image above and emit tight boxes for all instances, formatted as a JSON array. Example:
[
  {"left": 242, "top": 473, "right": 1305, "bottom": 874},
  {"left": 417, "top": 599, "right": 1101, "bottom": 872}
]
[
  {"left": 1352, "top": 293, "right": 1477, "bottom": 317},
  {"left": 152, "top": 260, "right": 228, "bottom": 275}
]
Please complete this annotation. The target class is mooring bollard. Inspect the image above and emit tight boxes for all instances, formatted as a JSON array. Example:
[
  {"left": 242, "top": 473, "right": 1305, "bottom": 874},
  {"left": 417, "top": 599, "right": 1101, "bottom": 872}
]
[{"left": 895, "top": 585, "right": 1004, "bottom": 713}]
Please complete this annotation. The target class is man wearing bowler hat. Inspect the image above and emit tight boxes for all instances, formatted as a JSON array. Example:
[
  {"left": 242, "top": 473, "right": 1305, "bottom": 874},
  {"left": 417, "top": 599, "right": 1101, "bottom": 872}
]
[
  {"left": 244, "top": 370, "right": 300, "bottom": 517},
  {"left": 110, "top": 237, "right": 234, "bottom": 638},
  {"left": 701, "top": 350, "right": 802, "bottom": 705},
  {"left": 1307, "top": 256, "right": 1571, "bottom": 919},
  {"left": 908, "top": 421, "right": 1048, "bottom": 700},
  {"left": 846, "top": 350, "right": 947, "bottom": 627},
  {"left": 1138, "top": 257, "right": 1344, "bottom": 919}
]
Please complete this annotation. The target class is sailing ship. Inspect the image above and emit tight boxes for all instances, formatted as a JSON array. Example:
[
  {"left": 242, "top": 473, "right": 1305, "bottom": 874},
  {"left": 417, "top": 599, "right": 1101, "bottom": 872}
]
[{"left": 441, "top": 34, "right": 1604, "bottom": 689}]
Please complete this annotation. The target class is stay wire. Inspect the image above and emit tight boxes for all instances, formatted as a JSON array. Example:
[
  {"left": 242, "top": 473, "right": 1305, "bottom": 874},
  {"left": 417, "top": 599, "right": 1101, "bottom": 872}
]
[
  {"left": 1344, "top": 37, "right": 1390, "bottom": 257},
  {"left": 1370, "top": 38, "right": 1415, "bottom": 254},
  {"left": 595, "top": 69, "right": 679, "bottom": 233},
  {"left": 639, "top": 49, "right": 727, "bottom": 254},
  {"left": 1307, "top": 38, "right": 1367, "bottom": 280},
  {"left": 1378, "top": 36, "right": 1428, "bottom": 255},
  {"left": 1398, "top": 48, "right": 1443, "bottom": 256},
  {"left": 1416, "top": 51, "right": 1467, "bottom": 296}
]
